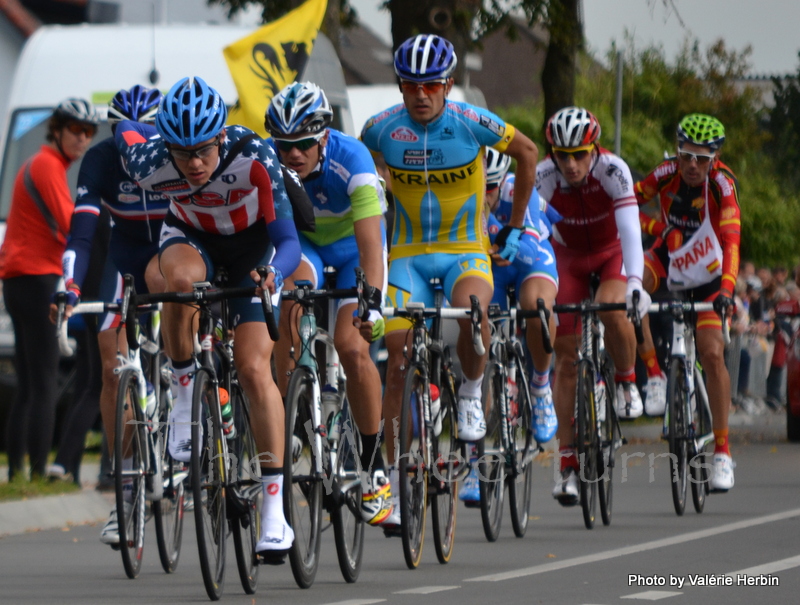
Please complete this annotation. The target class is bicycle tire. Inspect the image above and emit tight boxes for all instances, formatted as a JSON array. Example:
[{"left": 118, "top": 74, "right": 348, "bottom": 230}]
[
  {"left": 478, "top": 357, "right": 505, "bottom": 542},
  {"left": 507, "top": 343, "right": 534, "bottom": 538},
  {"left": 690, "top": 366, "right": 711, "bottom": 513},
  {"left": 191, "top": 368, "right": 227, "bottom": 601},
  {"left": 430, "top": 362, "right": 459, "bottom": 562},
  {"left": 284, "top": 366, "right": 323, "bottom": 588},
  {"left": 229, "top": 382, "right": 260, "bottom": 594},
  {"left": 153, "top": 366, "right": 185, "bottom": 574},
  {"left": 115, "top": 368, "right": 147, "bottom": 579},
  {"left": 331, "top": 396, "right": 364, "bottom": 583},
  {"left": 598, "top": 359, "right": 618, "bottom": 526},
  {"left": 576, "top": 359, "right": 598, "bottom": 530},
  {"left": 399, "top": 363, "right": 428, "bottom": 569},
  {"left": 667, "top": 357, "right": 688, "bottom": 516}
]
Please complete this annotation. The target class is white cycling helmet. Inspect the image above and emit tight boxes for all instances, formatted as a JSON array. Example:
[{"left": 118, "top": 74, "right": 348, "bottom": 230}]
[
  {"left": 54, "top": 98, "right": 101, "bottom": 125},
  {"left": 546, "top": 106, "right": 601, "bottom": 148},
  {"left": 485, "top": 148, "right": 511, "bottom": 188},
  {"left": 265, "top": 81, "right": 333, "bottom": 139}
]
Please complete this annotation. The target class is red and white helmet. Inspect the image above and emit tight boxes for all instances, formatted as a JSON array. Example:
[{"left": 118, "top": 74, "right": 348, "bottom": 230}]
[{"left": 546, "top": 106, "right": 601, "bottom": 148}]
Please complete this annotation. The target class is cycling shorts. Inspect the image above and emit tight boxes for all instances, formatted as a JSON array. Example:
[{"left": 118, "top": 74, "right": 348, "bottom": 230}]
[
  {"left": 645, "top": 240, "right": 723, "bottom": 330},
  {"left": 554, "top": 240, "right": 626, "bottom": 337},
  {"left": 491, "top": 238, "right": 559, "bottom": 309},
  {"left": 160, "top": 214, "right": 275, "bottom": 327},
  {"left": 385, "top": 252, "right": 493, "bottom": 334}
]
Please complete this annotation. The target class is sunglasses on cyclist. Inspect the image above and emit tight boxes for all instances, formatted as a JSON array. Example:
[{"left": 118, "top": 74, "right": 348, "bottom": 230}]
[
  {"left": 400, "top": 80, "right": 448, "bottom": 95},
  {"left": 552, "top": 145, "right": 593, "bottom": 162},
  {"left": 65, "top": 122, "right": 97, "bottom": 137},
  {"left": 677, "top": 149, "right": 715, "bottom": 165},
  {"left": 168, "top": 135, "right": 221, "bottom": 161},
  {"left": 274, "top": 136, "right": 322, "bottom": 153}
]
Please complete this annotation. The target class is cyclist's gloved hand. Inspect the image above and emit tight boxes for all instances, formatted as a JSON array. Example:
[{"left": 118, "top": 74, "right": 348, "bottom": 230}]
[
  {"left": 625, "top": 278, "right": 651, "bottom": 319},
  {"left": 661, "top": 225, "right": 683, "bottom": 252},
  {"left": 713, "top": 292, "right": 734, "bottom": 317},
  {"left": 354, "top": 284, "right": 385, "bottom": 342},
  {"left": 53, "top": 280, "right": 81, "bottom": 308},
  {"left": 494, "top": 226, "right": 523, "bottom": 261}
]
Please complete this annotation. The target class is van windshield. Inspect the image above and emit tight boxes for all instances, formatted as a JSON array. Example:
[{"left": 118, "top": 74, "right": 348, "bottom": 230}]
[{"left": 0, "top": 108, "right": 112, "bottom": 221}]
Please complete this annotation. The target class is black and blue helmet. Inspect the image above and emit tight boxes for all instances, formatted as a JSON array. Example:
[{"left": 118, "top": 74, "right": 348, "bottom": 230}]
[
  {"left": 155, "top": 76, "right": 227, "bottom": 146},
  {"left": 394, "top": 34, "right": 457, "bottom": 82},
  {"left": 108, "top": 85, "right": 162, "bottom": 126}
]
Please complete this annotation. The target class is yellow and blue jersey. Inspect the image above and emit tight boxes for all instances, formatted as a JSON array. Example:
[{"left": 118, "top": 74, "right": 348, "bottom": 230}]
[{"left": 361, "top": 101, "right": 515, "bottom": 259}]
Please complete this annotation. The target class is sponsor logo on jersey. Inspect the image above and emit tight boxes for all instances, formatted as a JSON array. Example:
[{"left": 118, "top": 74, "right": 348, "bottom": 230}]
[
  {"left": 605, "top": 163, "right": 630, "bottom": 190},
  {"left": 221, "top": 173, "right": 237, "bottom": 184},
  {"left": 479, "top": 115, "right": 505, "bottom": 137},
  {"left": 118, "top": 194, "right": 141, "bottom": 203},
  {"left": 713, "top": 171, "right": 733, "bottom": 197},
  {"left": 441, "top": 126, "right": 455, "bottom": 140},
  {"left": 721, "top": 206, "right": 737, "bottom": 220},
  {"left": 152, "top": 179, "right": 190, "bottom": 193},
  {"left": 390, "top": 127, "right": 419, "bottom": 142},
  {"left": 330, "top": 159, "right": 351, "bottom": 182},
  {"left": 390, "top": 158, "right": 479, "bottom": 185},
  {"left": 120, "top": 181, "right": 138, "bottom": 193},
  {"left": 403, "top": 149, "right": 446, "bottom": 166},
  {"left": 463, "top": 108, "right": 479, "bottom": 122},
  {"left": 654, "top": 160, "right": 678, "bottom": 181}
]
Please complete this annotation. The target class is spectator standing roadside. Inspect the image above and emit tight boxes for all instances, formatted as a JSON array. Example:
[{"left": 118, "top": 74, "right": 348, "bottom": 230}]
[{"left": 0, "top": 99, "right": 99, "bottom": 481}]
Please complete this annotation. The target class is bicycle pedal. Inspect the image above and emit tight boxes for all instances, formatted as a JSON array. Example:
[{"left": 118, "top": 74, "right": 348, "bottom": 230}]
[{"left": 256, "top": 549, "right": 289, "bottom": 565}]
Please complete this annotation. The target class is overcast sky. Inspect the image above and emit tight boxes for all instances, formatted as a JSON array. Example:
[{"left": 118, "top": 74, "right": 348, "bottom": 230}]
[{"left": 349, "top": 0, "right": 800, "bottom": 76}]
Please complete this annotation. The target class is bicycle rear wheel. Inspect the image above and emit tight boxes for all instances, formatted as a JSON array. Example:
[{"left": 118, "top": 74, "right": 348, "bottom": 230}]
[
  {"left": 153, "top": 367, "right": 185, "bottom": 574},
  {"left": 430, "top": 363, "right": 460, "bottom": 563},
  {"left": 507, "top": 343, "right": 534, "bottom": 538},
  {"left": 115, "top": 368, "right": 147, "bottom": 579},
  {"left": 478, "top": 356, "right": 505, "bottom": 542},
  {"left": 229, "top": 382, "right": 260, "bottom": 594},
  {"left": 690, "top": 367, "right": 711, "bottom": 513},
  {"left": 331, "top": 397, "right": 364, "bottom": 583},
  {"left": 191, "top": 368, "right": 227, "bottom": 601},
  {"left": 598, "top": 359, "right": 618, "bottom": 526},
  {"left": 667, "top": 358, "right": 688, "bottom": 516},
  {"left": 399, "top": 363, "right": 428, "bottom": 569},
  {"left": 575, "top": 359, "right": 598, "bottom": 530},
  {"left": 284, "top": 366, "right": 323, "bottom": 588}
]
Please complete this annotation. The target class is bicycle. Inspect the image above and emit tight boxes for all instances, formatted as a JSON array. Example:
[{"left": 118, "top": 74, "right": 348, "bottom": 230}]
[
  {"left": 650, "top": 297, "right": 721, "bottom": 516},
  {"left": 131, "top": 270, "right": 278, "bottom": 601},
  {"left": 56, "top": 277, "right": 186, "bottom": 579},
  {"left": 547, "top": 275, "right": 629, "bottom": 530},
  {"left": 281, "top": 268, "right": 371, "bottom": 587},
  {"left": 384, "top": 282, "right": 482, "bottom": 569},
  {"left": 477, "top": 287, "right": 541, "bottom": 542}
]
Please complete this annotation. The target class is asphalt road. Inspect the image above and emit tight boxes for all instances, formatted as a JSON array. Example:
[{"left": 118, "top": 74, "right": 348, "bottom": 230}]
[{"left": 1, "top": 411, "right": 798, "bottom": 605}]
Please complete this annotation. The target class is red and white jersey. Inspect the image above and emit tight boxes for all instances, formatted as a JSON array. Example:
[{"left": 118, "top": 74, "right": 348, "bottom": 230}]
[{"left": 536, "top": 147, "right": 637, "bottom": 251}]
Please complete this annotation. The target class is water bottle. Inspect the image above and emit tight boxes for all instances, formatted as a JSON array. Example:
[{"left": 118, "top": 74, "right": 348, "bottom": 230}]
[
  {"left": 218, "top": 387, "right": 237, "bottom": 440},
  {"left": 321, "top": 385, "right": 340, "bottom": 442},
  {"left": 595, "top": 376, "right": 606, "bottom": 422}
]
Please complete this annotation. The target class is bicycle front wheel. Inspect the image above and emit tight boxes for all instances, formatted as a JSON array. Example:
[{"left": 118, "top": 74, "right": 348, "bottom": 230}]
[
  {"left": 153, "top": 367, "right": 185, "bottom": 574},
  {"left": 285, "top": 366, "right": 323, "bottom": 588},
  {"left": 115, "top": 368, "right": 147, "bottom": 579},
  {"left": 430, "top": 363, "right": 460, "bottom": 563},
  {"left": 690, "top": 366, "right": 711, "bottom": 513},
  {"left": 331, "top": 396, "right": 364, "bottom": 583},
  {"left": 399, "top": 363, "right": 428, "bottom": 569},
  {"left": 507, "top": 343, "right": 534, "bottom": 538},
  {"left": 575, "top": 359, "right": 598, "bottom": 530},
  {"left": 598, "top": 358, "right": 618, "bottom": 526},
  {"left": 229, "top": 382, "right": 260, "bottom": 594},
  {"left": 191, "top": 368, "right": 227, "bottom": 601},
  {"left": 667, "top": 358, "right": 689, "bottom": 516},
  {"left": 478, "top": 357, "right": 505, "bottom": 542}
]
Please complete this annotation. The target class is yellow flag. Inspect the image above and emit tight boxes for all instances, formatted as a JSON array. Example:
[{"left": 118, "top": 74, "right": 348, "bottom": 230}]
[{"left": 224, "top": 0, "right": 328, "bottom": 136}]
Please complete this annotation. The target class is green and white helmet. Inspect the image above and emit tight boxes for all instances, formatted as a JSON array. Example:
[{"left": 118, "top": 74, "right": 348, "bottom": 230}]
[{"left": 677, "top": 114, "right": 725, "bottom": 150}]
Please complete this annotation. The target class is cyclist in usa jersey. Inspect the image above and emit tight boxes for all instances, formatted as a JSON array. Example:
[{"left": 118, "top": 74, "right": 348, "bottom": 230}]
[
  {"left": 116, "top": 76, "right": 301, "bottom": 556},
  {"left": 536, "top": 107, "right": 650, "bottom": 506},
  {"left": 265, "top": 81, "right": 393, "bottom": 526},
  {"left": 49, "top": 85, "right": 169, "bottom": 547},
  {"left": 361, "top": 34, "right": 539, "bottom": 528}
]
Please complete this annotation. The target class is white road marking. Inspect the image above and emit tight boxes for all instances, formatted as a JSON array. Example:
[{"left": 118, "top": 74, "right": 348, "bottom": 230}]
[
  {"left": 393, "top": 586, "right": 460, "bottom": 594},
  {"left": 621, "top": 590, "right": 682, "bottom": 600},
  {"left": 467, "top": 508, "right": 800, "bottom": 582},
  {"left": 320, "top": 600, "right": 387, "bottom": 605},
  {"left": 727, "top": 554, "right": 800, "bottom": 577}
]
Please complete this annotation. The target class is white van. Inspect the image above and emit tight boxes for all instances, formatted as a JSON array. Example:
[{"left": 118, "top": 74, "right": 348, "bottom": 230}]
[{"left": 0, "top": 23, "right": 353, "bottom": 354}]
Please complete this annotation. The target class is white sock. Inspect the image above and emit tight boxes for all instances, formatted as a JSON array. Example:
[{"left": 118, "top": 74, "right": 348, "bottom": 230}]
[
  {"left": 459, "top": 376, "right": 483, "bottom": 399},
  {"left": 169, "top": 361, "right": 195, "bottom": 421},
  {"left": 260, "top": 474, "right": 288, "bottom": 537}
]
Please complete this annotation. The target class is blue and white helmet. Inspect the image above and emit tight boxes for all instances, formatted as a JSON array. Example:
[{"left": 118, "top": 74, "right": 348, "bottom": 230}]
[
  {"left": 108, "top": 85, "right": 163, "bottom": 126},
  {"left": 155, "top": 76, "right": 227, "bottom": 146},
  {"left": 265, "top": 81, "right": 332, "bottom": 138},
  {"left": 485, "top": 148, "right": 511, "bottom": 187},
  {"left": 394, "top": 34, "right": 457, "bottom": 82}
]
